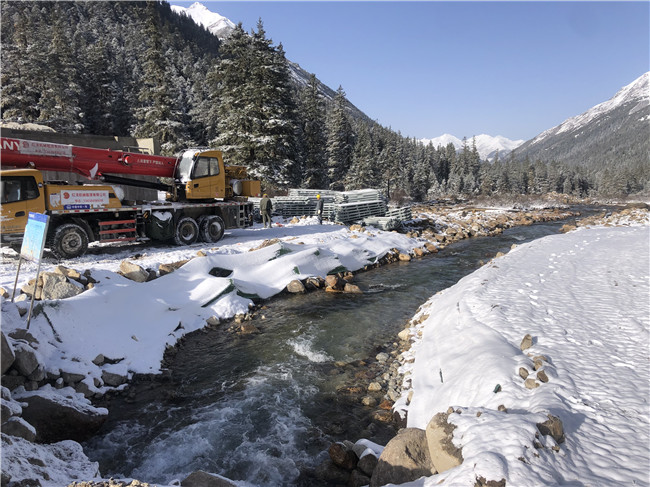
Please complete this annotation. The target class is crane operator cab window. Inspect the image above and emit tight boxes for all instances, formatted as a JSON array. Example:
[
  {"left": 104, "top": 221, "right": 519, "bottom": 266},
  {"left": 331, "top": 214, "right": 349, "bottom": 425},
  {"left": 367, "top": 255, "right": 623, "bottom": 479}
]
[
  {"left": 1, "top": 176, "right": 40, "bottom": 204},
  {"left": 175, "top": 151, "right": 220, "bottom": 182}
]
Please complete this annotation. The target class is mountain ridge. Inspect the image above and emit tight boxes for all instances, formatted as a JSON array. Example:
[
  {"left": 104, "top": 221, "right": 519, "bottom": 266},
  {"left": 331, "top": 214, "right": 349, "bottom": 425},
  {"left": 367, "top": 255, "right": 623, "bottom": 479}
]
[
  {"left": 513, "top": 72, "right": 649, "bottom": 167},
  {"left": 420, "top": 133, "right": 525, "bottom": 162}
]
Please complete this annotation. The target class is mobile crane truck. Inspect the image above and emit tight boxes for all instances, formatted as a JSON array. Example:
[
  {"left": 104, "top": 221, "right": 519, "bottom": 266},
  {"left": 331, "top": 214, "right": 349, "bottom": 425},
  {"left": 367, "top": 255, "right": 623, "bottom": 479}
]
[{"left": 0, "top": 137, "right": 261, "bottom": 259}]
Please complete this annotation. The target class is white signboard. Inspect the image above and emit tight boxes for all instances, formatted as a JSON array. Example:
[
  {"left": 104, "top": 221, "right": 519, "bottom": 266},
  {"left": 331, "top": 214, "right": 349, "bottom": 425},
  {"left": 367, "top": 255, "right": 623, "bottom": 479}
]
[
  {"left": 18, "top": 139, "right": 73, "bottom": 158},
  {"left": 20, "top": 212, "right": 49, "bottom": 264},
  {"left": 61, "top": 190, "right": 109, "bottom": 210}
]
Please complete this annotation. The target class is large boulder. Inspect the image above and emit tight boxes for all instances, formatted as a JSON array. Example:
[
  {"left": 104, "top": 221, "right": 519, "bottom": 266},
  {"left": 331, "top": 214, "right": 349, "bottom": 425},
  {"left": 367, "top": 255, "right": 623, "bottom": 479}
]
[
  {"left": 15, "top": 386, "right": 108, "bottom": 443},
  {"left": 119, "top": 260, "right": 150, "bottom": 283},
  {"left": 11, "top": 342, "right": 42, "bottom": 377},
  {"left": 21, "top": 272, "right": 84, "bottom": 300},
  {"left": 370, "top": 428, "right": 433, "bottom": 487},
  {"left": 41, "top": 273, "right": 84, "bottom": 300},
  {"left": 286, "top": 279, "right": 306, "bottom": 294},
  {"left": 2, "top": 416, "right": 36, "bottom": 442},
  {"left": 425, "top": 412, "right": 463, "bottom": 474},
  {"left": 1, "top": 332, "right": 15, "bottom": 374}
]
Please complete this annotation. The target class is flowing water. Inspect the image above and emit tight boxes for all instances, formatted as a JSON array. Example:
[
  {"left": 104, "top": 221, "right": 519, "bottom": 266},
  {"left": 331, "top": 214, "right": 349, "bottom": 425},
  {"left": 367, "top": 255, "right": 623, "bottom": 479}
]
[{"left": 83, "top": 216, "right": 585, "bottom": 486}]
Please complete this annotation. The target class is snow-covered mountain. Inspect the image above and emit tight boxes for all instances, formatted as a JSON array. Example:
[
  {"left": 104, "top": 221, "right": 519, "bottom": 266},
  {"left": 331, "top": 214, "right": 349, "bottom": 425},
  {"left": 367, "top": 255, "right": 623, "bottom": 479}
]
[
  {"left": 171, "top": 2, "right": 235, "bottom": 39},
  {"left": 170, "top": 2, "right": 370, "bottom": 122},
  {"left": 514, "top": 72, "right": 649, "bottom": 166},
  {"left": 420, "top": 134, "right": 524, "bottom": 162}
]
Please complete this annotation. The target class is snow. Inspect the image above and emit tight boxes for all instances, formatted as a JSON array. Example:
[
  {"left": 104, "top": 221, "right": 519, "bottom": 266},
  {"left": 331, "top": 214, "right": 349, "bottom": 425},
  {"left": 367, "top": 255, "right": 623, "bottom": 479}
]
[
  {"left": 530, "top": 71, "right": 650, "bottom": 145},
  {"left": 394, "top": 223, "right": 650, "bottom": 486},
  {"left": 2, "top": 213, "right": 649, "bottom": 486},
  {"left": 419, "top": 133, "right": 525, "bottom": 161},
  {"left": 171, "top": 2, "right": 235, "bottom": 39}
]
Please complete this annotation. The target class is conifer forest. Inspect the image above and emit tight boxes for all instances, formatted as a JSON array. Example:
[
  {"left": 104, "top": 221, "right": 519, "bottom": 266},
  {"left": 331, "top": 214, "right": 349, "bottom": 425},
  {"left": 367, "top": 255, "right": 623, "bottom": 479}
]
[{"left": 1, "top": 1, "right": 647, "bottom": 199}]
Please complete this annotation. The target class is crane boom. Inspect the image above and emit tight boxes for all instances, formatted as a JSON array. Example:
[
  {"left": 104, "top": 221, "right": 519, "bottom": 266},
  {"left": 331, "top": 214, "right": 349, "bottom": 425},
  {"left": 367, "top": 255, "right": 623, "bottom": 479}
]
[{"left": 0, "top": 137, "right": 176, "bottom": 179}]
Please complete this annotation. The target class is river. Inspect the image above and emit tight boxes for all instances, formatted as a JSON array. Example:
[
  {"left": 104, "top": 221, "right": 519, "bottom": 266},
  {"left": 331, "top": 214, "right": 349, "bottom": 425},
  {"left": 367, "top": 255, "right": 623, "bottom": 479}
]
[{"left": 82, "top": 216, "right": 584, "bottom": 486}]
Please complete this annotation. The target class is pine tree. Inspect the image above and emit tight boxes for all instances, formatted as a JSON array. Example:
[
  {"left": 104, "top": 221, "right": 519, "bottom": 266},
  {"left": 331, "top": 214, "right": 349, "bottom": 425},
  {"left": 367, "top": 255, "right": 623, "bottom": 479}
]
[
  {"left": 299, "top": 74, "right": 328, "bottom": 189},
  {"left": 345, "top": 122, "right": 376, "bottom": 190},
  {"left": 133, "top": 2, "right": 189, "bottom": 154},
  {"left": 0, "top": 3, "right": 43, "bottom": 124},
  {"left": 37, "top": 4, "right": 84, "bottom": 132},
  {"left": 326, "top": 86, "right": 354, "bottom": 191},
  {"left": 212, "top": 21, "right": 299, "bottom": 187}
]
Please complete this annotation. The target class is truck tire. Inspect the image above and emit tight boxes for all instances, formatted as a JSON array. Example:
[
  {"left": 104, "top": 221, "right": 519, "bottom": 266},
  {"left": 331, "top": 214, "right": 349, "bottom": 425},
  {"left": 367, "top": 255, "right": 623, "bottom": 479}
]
[
  {"left": 199, "top": 215, "right": 225, "bottom": 243},
  {"left": 51, "top": 223, "right": 89, "bottom": 259},
  {"left": 174, "top": 217, "right": 199, "bottom": 246}
]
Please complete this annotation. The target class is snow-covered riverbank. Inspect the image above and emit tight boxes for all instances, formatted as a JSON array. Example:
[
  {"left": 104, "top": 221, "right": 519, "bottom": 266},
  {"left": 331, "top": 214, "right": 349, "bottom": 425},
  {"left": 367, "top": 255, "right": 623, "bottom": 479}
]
[
  {"left": 393, "top": 221, "right": 649, "bottom": 486},
  {"left": 1, "top": 206, "right": 648, "bottom": 486}
]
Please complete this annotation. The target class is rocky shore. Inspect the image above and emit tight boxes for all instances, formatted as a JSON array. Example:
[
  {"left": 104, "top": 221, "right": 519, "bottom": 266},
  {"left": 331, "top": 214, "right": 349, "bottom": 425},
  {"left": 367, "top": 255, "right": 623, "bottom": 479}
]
[
  {"left": 315, "top": 204, "right": 648, "bottom": 487},
  {"left": 2, "top": 203, "right": 639, "bottom": 487}
]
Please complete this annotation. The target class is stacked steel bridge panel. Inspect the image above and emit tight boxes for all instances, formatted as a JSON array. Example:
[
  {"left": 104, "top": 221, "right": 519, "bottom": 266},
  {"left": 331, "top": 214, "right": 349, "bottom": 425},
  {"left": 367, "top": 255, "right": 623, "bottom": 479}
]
[{"left": 250, "top": 189, "right": 412, "bottom": 225}]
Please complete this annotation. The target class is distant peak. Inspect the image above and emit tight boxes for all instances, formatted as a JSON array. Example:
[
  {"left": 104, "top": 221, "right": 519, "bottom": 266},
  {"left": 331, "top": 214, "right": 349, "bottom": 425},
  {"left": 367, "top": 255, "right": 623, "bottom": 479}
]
[{"left": 171, "top": 2, "right": 236, "bottom": 40}]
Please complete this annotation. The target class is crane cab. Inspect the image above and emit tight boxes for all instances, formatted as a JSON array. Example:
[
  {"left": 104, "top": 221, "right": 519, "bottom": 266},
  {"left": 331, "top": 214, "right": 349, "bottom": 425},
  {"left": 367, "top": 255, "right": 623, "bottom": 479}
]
[
  {"left": 174, "top": 148, "right": 261, "bottom": 201},
  {"left": 175, "top": 149, "right": 227, "bottom": 200}
]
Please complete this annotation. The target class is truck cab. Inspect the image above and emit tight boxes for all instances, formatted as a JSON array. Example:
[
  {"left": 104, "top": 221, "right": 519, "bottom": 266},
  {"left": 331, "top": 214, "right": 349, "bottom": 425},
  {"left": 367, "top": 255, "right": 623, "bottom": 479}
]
[
  {"left": 0, "top": 169, "right": 46, "bottom": 245},
  {"left": 175, "top": 149, "right": 227, "bottom": 200},
  {"left": 174, "top": 148, "right": 261, "bottom": 201}
]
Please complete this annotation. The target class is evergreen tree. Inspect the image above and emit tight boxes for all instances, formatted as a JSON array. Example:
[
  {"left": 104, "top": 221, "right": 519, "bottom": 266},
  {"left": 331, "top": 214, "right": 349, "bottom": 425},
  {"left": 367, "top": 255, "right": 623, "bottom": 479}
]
[
  {"left": 212, "top": 21, "right": 299, "bottom": 187},
  {"left": 326, "top": 86, "right": 354, "bottom": 191},
  {"left": 299, "top": 74, "right": 328, "bottom": 189},
  {"left": 345, "top": 122, "right": 376, "bottom": 189},
  {"left": 37, "top": 4, "right": 84, "bottom": 132},
  {"left": 133, "top": 2, "right": 189, "bottom": 154},
  {"left": 1, "top": 4, "right": 42, "bottom": 123}
]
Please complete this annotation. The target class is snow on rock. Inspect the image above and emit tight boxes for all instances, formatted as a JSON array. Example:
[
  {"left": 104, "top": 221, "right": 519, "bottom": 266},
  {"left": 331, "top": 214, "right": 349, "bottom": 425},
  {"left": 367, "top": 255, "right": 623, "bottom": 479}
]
[
  {"left": 1, "top": 434, "right": 101, "bottom": 486},
  {"left": 394, "top": 224, "right": 649, "bottom": 486}
]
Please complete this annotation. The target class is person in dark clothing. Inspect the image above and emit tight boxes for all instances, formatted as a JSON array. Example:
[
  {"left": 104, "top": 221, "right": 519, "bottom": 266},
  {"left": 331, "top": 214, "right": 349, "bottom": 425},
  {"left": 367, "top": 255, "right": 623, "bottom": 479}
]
[
  {"left": 315, "top": 194, "right": 324, "bottom": 224},
  {"left": 260, "top": 194, "right": 273, "bottom": 228}
]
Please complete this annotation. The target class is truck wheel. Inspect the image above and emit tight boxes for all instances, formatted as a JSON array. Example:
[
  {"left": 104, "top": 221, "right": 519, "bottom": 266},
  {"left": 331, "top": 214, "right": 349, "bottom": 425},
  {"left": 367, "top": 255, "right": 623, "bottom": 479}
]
[
  {"left": 199, "top": 215, "right": 225, "bottom": 243},
  {"left": 174, "top": 217, "right": 199, "bottom": 246},
  {"left": 51, "top": 223, "right": 89, "bottom": 259}
]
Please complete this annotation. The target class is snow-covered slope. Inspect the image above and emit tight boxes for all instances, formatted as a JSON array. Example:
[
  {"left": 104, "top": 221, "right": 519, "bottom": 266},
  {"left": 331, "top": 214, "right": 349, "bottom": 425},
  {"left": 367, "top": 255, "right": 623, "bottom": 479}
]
[
  {"left": 530, "top": 72, "right": 649, "bottom": 145},
  {"left": 171, "top": 2, "right": 235, "bottom": 39},
  {"left": 514, "top": 72, "right": 650, "bottom": 166},
  {"left": 420, "top": 133, "right": 525, "bottom": 162}
]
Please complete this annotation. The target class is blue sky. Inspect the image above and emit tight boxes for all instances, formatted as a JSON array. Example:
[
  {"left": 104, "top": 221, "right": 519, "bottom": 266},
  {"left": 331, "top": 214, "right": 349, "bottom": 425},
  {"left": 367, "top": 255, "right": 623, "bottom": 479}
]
[{"left": 170, "top": 1, "right": 649, "bottom": 142}]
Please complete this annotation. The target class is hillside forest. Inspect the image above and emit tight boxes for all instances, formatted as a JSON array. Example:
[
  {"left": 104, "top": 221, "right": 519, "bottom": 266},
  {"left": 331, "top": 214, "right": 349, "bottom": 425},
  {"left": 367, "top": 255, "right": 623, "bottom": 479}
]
[{"left": 1, "top": 1, "right": 647, "bottom": 200}]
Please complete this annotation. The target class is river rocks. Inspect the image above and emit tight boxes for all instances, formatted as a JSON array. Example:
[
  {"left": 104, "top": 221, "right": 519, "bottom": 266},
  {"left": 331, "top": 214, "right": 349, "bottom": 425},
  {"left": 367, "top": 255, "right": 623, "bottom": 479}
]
[
  {"left": 16, "top": 385, "right": 108, "bottom": 443},
  {"left": 286, "top": 279, "right": 305, "bottom": 294},
  {"left": 2, "top": 416, "right": 37, "bottom": 442},
  {"left": 520, "top": 333, "right": 533, "bottom": 351},
  {"left": 425, "top": 412, "right": 463, "bottom": 474},
  {"left": 1, "top": 332, "right": 15, "bottom": 374},
  {"left": 329, "top": 441, "right": 359, "bottom": 470},
  {"left": 159, "top": 259, "right": 190, "bottom": 276},
  {"left": 181, "top": 470, "right": 237, "bottom": 486},
  {"left": 537, "top": 414, "right": 565, "bottom": 444},
  {"left": 21, "top": 272, "right": 85, "bottom": 300},
  {"left": 325, "top": 274, "right": 343, "bottom": 291},
  {"left": 370, "top": 428, "right": 433, "bottom": 487},
  {"left": 344, "top": 282, "right": 363, "bottom": 293},
  {"left": 12, "top": 341, "right": 42, "bottom": 377},
  {"left": 119, "top": 260, "right": 151, "bottom": 283},
  {"left": 101, "top": 369, "right": 128, "bottom": 387}
]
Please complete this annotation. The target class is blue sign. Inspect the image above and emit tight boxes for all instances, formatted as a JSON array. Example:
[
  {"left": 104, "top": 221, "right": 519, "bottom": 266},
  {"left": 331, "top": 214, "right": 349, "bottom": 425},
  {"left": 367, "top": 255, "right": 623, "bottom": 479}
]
[{"left": 20, "top": 212, "right": 49, "bottom": 263}]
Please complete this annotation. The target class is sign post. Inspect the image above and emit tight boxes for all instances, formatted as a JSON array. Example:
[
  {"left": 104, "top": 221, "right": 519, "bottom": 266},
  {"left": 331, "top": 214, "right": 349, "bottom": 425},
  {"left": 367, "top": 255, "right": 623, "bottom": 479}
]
[{"left": 11, "top": 212, "right": 50, "bottom": 329}]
